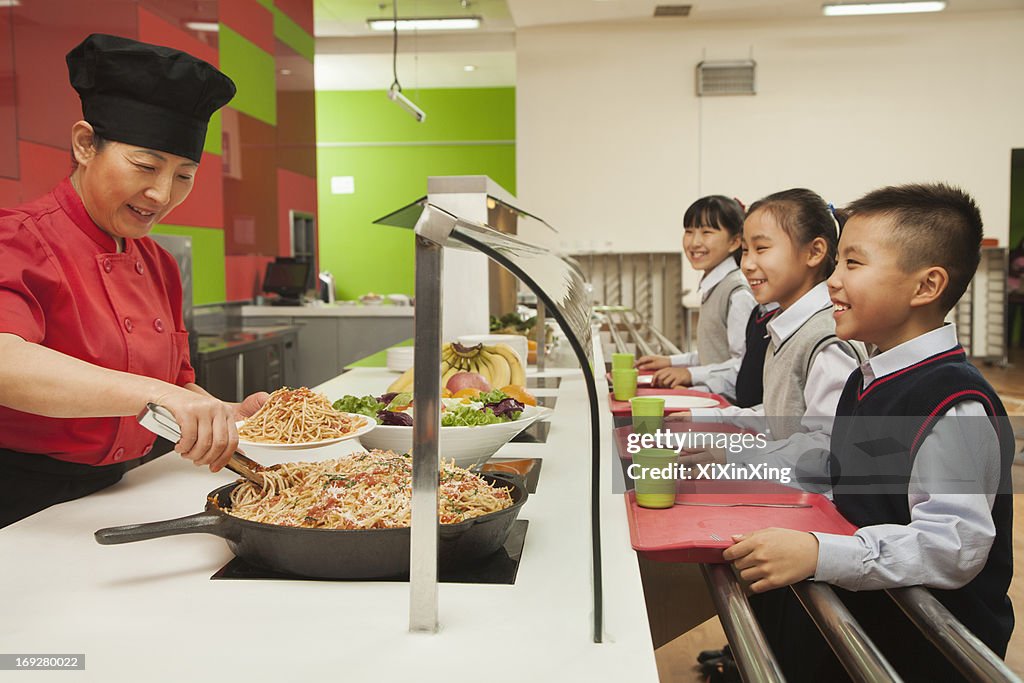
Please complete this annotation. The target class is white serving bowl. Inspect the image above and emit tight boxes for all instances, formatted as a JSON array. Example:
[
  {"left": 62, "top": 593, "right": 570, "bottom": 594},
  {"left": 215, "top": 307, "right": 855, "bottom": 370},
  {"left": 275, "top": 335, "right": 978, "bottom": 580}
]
[
  {"left": 386, "top": 346, "right": 415, "bottom": 372},
  {"left": 358, "top": 405, "right": 553, "bottom": 469}
]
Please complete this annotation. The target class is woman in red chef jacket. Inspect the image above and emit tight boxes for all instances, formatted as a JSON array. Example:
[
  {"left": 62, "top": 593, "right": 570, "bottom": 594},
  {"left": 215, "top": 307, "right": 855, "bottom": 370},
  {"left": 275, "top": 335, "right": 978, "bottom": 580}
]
[{"left": 0, "top": 34, "right": 267, "bottom": 527}]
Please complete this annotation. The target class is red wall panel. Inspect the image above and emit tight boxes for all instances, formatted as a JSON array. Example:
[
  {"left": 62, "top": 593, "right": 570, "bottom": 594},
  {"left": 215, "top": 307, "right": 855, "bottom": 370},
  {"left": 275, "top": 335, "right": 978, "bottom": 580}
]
[
  {"left": 219, "top": 0, "right": 274, "bottom": 55},
  {"left": 225, "top": 254, "right": 273, "bottom": 302},
  {"left": 163, "top": 152, "right": 224, "bottom": 228},
  {"left": 223, "top": 112, "right": 277, "bottom": 256},
  {"left": 18, "top": 141, "right": 70, "bottom": 202},
  {"left": 137, "top": 6, "right": 219, "bottom": 66},
  {"left": 276, "top": 167, "right": 317, "bottom": 257},
  {"left": 12, "top": 0, "right": 136, "bottom": 150},
  {"left": 0, "top": 177, "right": 20, "bottom": 207},
  {"left": 0, "top": 7, "right": 18, "bottom": 179},
  {"left": 275, "top": 0, "right": 314, "bottom": 36}
]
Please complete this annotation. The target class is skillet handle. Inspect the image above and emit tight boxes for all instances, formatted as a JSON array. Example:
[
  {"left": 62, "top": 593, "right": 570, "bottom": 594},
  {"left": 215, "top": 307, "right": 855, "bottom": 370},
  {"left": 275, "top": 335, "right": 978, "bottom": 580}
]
[{"left": 94, "top": 512, "right": 230, "bottom": 545}]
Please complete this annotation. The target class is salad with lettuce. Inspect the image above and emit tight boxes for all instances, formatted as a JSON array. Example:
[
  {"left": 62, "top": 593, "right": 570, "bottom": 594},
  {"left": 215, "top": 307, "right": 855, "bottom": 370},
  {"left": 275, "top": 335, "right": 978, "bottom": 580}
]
[{"left": 333, "top": 389, "right": 524, "bottom": 428}]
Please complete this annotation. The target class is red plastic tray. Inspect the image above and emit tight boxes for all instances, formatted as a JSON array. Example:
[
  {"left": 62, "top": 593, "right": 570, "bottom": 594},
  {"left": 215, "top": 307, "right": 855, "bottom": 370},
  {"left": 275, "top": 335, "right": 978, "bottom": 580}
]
[
  {"left": 625, "top": 483, "right": 857, "bottom": 564},
  {"left": 608, "top": 387, "right": 730, "bottom": 417}
]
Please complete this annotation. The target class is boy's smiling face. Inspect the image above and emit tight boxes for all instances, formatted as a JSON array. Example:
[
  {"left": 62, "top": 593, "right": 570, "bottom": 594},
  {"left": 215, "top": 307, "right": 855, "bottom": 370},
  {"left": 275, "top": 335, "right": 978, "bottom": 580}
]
[{"left": 828, "top": 215, "right": 930, "bottom": 352}]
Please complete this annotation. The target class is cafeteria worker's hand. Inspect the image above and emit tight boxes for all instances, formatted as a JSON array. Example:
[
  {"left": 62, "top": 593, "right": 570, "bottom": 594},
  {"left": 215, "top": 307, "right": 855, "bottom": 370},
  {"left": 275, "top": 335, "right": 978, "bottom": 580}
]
[
  {"left": 635, "top": 354, "right": 670, "bottom": 371},
  {"left": 652, "top": 367, "right": 692, "bottom": 388},
  {"left": 722, "top": 528, "right": 819, "bottom": 593},
  {"left": 152, "top": 384, "right": 239, "bottom": 473},
  {"left": 235, "top": 391, "right": 270, "bottom": 421}
]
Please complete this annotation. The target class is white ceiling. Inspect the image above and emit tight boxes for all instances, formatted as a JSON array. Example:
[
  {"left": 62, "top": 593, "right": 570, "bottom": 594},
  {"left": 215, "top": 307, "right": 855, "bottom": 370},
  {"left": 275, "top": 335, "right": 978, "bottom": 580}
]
[{"left": 312, "top": 0, "right": 1024, "bottom": 90}]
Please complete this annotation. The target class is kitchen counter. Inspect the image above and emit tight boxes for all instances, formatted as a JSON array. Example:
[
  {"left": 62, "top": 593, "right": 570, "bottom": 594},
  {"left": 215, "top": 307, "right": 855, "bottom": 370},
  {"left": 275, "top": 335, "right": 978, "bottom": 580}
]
[
  {"left": 241, "top": 303, "right": 414, "bottom": 318},
  {"left": 0, "top": 361, "right": 657, "bottom": 682},
  {"left": 194, "top": 324, "right": 298, "bottom": 361}
]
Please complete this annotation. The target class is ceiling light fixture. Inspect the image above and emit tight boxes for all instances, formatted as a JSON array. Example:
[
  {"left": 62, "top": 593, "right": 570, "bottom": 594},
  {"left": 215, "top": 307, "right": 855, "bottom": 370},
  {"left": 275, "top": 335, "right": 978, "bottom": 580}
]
[
  {"left": 822, "top": 1, "right": 946, "bottom": 16},
  {"left": 385, "top": 1, "right": 426, "bottom": 123},
  {"left": 184, "top": 21, "right": 220, "bottom": 32},
  {"left": 463, "top": 65, "right": 477, "bottom": 72},
  {"left": 368, "top": 17, "right": 481, "bottom": 31}
]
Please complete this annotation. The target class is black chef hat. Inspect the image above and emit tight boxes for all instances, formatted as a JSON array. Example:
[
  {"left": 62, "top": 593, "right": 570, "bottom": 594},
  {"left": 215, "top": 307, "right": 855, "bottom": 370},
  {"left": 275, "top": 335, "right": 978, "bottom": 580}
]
[{"left": 66, "top": 33, "right": 236, "bottom": 163}]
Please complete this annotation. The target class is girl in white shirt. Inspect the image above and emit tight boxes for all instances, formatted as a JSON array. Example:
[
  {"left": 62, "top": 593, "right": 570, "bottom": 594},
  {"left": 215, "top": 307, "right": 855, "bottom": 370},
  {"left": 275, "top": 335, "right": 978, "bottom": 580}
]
[
  {"left": 686, "top": 188, "right": 864, "bottom": 441},
  {"left": 637, "top": 195, "right": 756, "bottom": 399}
]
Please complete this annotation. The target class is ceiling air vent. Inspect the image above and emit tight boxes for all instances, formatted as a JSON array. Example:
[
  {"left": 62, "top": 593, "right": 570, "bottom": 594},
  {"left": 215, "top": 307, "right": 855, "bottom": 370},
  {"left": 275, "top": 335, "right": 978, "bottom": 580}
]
[
  {"left": 696, "top": 60, "right": 756, "bottom": 96},
  {"left": 654, "top": 5, "right": 692, "bottom": 17}
]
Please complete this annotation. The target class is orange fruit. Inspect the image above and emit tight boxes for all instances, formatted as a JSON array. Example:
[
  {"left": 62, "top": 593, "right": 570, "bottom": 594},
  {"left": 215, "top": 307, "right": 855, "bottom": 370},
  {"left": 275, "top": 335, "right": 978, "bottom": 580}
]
[
  {"left": 499, "top": 384, "right": 537, "bottom": 407},
  {"left": 441, "top": 387, "right": 453, "bottom": 398},
  {"left": 527, "top": 339, "right": 538, "bottom": 351},
  {"left": 453, "top": 388, "right": 482, "bottom": 400}
]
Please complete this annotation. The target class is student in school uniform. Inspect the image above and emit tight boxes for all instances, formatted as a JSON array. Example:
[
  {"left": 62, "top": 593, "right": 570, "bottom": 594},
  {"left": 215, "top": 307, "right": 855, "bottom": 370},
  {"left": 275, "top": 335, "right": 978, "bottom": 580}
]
[
  {"left": 722, "top": 183, "right": 1015, "bottom": 682},
  {"left": 733, "top": 302, "right": 779, "bottom": 408},
  {"left": 637, "top": 196, "right": 757, "bottom": 402},
  {"left": 680, "top": 188, "right": 864, "bottom": 442}
]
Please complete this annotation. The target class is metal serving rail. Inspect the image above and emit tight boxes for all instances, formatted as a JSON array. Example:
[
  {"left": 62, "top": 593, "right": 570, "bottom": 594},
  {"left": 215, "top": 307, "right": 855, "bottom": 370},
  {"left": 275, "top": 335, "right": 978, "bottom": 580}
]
[{"left": 702, "top": 567, "right": 1021, "bottom": 682}]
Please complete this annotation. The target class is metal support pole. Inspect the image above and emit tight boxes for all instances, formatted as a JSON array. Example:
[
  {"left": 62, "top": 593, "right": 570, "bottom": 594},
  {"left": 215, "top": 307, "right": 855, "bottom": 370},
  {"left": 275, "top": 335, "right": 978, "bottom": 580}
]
[
  {"left": 887, "top": 587, "right": 1022, "bottom": 683},
  {"left": 535, "top": 300, "right": 546, "bottom": 373},
  {"left": 791, "top": 582, "right": 902, "bottom": 682},
  {"left": 410, "top": 234, "right": 443, "bottom": 633},
  {"left": 700, "top": 564, "right": 787, "bottom": 683}
]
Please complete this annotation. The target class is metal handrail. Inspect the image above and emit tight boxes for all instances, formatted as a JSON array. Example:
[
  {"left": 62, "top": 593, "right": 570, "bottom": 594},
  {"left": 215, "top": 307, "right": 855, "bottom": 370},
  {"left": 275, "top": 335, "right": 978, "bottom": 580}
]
[
  {"left": 617, "top": 311, "right": 656, "bottom": 357},
  {"left": 887, "top": 587, "right": 1022, "bottom": 683},
  {"left": 700, "top": 564, "right": 787, "bottom": 683},
  {"left": 645, "top": 323, "right": 683, "bottom": 356},
  {"left": 791, "top": 582, "right": 902, "bottom": 682},
  {"left": 602, "top": 313, "right": 630, "bottom": 354}
]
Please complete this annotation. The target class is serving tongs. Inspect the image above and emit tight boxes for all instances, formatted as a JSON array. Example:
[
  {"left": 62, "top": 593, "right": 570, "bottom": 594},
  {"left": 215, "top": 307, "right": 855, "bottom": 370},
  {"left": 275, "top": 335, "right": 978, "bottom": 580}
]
[{"left": 137, "top": 403, "right": 267, "bottom": 488}]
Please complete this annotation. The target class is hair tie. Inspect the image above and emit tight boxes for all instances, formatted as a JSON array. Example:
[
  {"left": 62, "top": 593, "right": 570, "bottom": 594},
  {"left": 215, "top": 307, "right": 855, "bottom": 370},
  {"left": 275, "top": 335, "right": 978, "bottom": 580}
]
[{"left": 733, "top": 196, "right": 746, "bottom": 212}]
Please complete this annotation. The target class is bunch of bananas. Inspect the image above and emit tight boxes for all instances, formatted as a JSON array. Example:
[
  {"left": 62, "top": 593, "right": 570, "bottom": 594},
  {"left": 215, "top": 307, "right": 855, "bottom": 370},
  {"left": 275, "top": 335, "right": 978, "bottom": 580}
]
[{"left": 387, "top": 342, "right": 525, "bottom": 393}]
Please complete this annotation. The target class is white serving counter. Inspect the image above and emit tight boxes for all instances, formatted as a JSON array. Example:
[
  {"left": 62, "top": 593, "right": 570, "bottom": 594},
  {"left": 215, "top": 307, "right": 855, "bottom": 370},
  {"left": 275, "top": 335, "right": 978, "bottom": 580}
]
[{"left": 0, "top": 366, "right": 657, "bottom": 683}]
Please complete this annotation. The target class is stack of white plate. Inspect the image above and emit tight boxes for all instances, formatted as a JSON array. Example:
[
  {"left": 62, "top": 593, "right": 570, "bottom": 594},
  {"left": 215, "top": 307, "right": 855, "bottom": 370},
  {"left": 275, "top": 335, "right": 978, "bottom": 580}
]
[{"left": 386, "top": 346, "right": 415, "bottom": 372}]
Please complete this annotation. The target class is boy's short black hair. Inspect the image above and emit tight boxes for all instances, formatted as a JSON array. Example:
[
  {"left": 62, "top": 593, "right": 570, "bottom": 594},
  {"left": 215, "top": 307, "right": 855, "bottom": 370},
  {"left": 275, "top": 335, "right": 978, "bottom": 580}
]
[
  {"left": 843, "top": 183, "right": 983, "bottom": 311},
  {"left": 683, "top": 195, "right": 745, "bottom": 264}
]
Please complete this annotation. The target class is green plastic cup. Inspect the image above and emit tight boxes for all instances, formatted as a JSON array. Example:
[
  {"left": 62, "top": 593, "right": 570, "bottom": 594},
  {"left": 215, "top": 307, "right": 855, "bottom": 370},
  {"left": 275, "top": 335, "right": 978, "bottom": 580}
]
[
  {"left": 611, "top": 353, "right": 635, "bottom": 370},
  {"left": 612, "top": 368, "right": 638, "bottom": 400},
  {"left": 630, "top": 397, "right": 665, "bottom": 435},
  {"left": 631, "top": 448, "right": 678, "bottom": 509}
]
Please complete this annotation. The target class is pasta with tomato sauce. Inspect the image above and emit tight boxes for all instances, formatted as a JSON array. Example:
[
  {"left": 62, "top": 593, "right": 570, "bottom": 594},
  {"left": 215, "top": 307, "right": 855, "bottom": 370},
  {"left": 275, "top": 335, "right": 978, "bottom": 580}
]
[{"left": 225, "top": 450, "right": 513, "bottom": 529}]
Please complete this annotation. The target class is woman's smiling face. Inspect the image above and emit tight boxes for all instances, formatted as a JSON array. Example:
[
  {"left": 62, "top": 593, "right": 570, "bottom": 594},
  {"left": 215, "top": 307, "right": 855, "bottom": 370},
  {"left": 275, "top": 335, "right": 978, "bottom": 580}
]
[{"left": 72, "top": 127, "right": 197, "bottom": 243}]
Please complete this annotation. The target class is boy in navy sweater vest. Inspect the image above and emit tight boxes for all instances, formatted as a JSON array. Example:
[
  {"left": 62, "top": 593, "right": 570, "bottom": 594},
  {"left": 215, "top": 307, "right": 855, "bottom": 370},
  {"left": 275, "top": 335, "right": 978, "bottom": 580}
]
[{"left": 722, "top": 183, "right": 1014, "bottom": 682}]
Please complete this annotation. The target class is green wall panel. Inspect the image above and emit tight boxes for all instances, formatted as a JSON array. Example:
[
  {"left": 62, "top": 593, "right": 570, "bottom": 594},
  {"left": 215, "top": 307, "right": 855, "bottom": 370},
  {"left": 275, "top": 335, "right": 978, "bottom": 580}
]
[
  {"left": 316, "top": 88, "right": 515, "bottom": 302},
  {"left": 317, "top": 89, "right": 515, "bottom": 143},
  {"left": 218, "top": 26, "right": 276, "bottom": 126},
  {"left": 255, "top": 0, "right": 274, "bottom": 9},
  {"left": 204, "top": 110, "right": 223, "bottom": 156},
  {"left": 1011, "top": 149, "right": 1024, "bottom": 251},
  {"left": 273, "top": 8, "right": 314, "bottom": 62},
  {"left": 152, "top": 224, "right": 227, "bottom": 305}
]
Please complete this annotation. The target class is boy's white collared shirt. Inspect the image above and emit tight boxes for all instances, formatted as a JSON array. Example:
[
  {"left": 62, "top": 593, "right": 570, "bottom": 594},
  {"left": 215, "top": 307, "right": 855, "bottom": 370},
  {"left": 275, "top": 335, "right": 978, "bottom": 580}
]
[
  {"left": 859, "top": 323, "right": 958, "bottom": 388},
  {"left": 811, "top": 323, "right": 1001, "bottom": 591}
]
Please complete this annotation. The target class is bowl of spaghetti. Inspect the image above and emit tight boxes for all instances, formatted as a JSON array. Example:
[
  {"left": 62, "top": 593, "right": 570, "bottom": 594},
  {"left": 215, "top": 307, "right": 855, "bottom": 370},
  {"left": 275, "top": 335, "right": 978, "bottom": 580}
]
[{"left": 237, "top": 387, "right": 376, "bottom": 449}]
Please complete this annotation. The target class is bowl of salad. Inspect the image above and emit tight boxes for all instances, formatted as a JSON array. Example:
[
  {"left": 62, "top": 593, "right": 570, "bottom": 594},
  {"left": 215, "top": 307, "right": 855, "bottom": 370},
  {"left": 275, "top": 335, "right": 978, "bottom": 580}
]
[{"left": 332, "top": 389, "right": 553, "bottom": 468}]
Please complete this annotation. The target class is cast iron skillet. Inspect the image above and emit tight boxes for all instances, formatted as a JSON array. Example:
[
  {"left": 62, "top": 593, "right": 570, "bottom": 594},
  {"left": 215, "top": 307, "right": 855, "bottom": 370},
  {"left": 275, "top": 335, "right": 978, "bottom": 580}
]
[{"left": 94, "top": 471, "right": 527, "bottom": 579}]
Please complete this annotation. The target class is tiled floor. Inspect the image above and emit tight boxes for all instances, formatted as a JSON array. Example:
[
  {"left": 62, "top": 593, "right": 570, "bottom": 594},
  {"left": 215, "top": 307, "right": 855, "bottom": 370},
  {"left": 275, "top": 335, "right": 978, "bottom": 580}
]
[{"left": 654, "top": 347, "right": 1024, "bottom": 681}]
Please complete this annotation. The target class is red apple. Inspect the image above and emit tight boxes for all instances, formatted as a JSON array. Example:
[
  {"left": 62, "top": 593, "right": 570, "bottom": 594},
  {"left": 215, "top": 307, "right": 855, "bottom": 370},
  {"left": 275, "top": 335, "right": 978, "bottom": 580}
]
[{"left": 446, "top": 372, "right": 491, "bottom": 393}]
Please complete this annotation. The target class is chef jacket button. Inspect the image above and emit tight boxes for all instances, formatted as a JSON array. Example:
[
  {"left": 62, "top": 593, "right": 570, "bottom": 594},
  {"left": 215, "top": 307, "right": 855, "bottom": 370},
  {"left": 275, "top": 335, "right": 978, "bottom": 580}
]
[
  {"left": 135, "top": 261, "right": 144, "bottom": 275},
  {"left": 153, "top": 318, "right": 165, "bottom": 333},
  {"left": 113, "top": 447, "right": 125, "bottom": 461},
  {"left": 142, "top": 444, "right": 153, "bottom": 456},
  {"left": 124, "top": 317, "right": 133, "bottom": 333},
  {"left": 103, "top": 258, "right": 113, "bottom": 273}
]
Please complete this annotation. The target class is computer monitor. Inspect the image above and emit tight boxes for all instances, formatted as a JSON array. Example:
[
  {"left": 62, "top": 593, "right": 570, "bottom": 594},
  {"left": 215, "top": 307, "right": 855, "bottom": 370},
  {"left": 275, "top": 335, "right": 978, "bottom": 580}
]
[{"left": 262, "top": 260, "right": 311, "bottom": 304}]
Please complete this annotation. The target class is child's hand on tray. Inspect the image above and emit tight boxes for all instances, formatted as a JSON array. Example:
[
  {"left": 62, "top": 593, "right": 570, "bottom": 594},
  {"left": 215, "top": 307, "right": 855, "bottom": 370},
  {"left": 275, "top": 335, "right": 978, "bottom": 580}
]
[
  {"left": 722, "top": 528, "right": 819, "bottom": 593},
  {"left": 652, "top": 367, "right": 692, "bottom": 388},
  {"left": 635, "top": 354, "right": 671, "bottom": 371}
]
